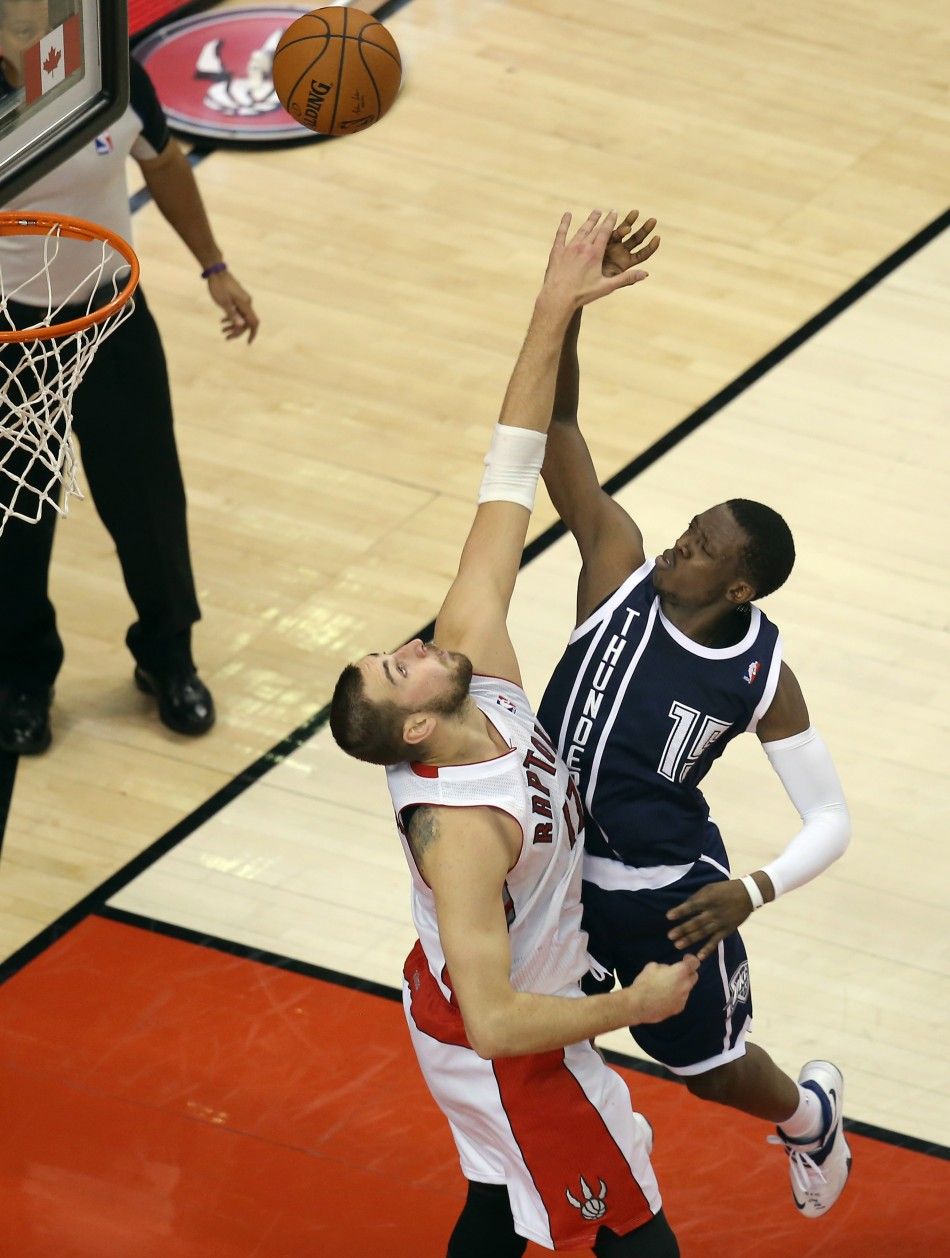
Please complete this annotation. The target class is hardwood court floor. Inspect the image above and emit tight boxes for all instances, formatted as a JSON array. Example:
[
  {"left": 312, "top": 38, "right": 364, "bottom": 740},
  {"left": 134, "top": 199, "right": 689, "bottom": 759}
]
[
  {"left": 104, "top": 224, "right": 950, "bottom": 1153},
  {"left": 1, "top": 914, "right": 947, "bottom": 1257},
  {"left": 0, "top": 3, "right": 948, "bottom": 1243},
  {"left": 2, "top": 0, "right": 948, "bottom": 958}
]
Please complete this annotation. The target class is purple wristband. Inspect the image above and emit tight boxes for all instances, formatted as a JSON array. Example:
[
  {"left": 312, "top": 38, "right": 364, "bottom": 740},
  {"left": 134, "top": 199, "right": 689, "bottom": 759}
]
[{"left": 201, "top": 260, "right": 228, "bottom": 279}]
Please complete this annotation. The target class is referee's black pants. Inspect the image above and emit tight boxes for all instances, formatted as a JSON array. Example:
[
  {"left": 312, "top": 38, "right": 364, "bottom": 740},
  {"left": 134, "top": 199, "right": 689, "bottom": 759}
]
[{"left": 0, "top": 289, "right": 201, "bottom": 691}]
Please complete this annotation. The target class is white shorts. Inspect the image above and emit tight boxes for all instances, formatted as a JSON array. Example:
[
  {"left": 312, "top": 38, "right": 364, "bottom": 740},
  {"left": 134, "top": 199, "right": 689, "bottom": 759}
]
[{"left": 402, "top": 941, "right": 662, "bottom": 1251}]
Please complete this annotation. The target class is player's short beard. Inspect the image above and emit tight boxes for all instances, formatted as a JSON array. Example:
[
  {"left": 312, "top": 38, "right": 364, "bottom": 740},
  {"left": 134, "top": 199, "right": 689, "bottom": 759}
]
[{"left": 425, "top": 650, "right": 473, "bottom": 719}]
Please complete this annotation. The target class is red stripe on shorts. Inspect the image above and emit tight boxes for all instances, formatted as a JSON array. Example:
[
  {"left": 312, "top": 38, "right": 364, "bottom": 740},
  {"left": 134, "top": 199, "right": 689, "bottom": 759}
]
[
  {"left": 403, "top": 939, "right": 471, "bottom": 1049},
  {"left": 492, "top": 1050, "right": 653, "bottom": 1248}
]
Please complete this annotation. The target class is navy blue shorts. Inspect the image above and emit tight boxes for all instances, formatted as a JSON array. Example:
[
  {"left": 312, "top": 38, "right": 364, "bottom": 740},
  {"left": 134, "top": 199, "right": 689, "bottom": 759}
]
[{"left": 581, "top": 853, "right": 753, "bottom": 1074}]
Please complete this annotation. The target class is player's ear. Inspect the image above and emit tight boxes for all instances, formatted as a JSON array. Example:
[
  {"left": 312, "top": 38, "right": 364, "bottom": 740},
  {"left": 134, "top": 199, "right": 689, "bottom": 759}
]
[
  {"left": 726, "top": 578, "right": 755, "bottom": 607},
  {"left": 403, "top": 711, "right": 436, "bottom": 747}
]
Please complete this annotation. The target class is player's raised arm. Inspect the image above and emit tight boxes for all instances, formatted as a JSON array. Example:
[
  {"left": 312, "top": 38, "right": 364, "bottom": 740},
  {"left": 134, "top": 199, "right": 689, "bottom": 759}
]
[
  {"left": 542, "top": 212, "right": 660, "bottom": 623},
  {"left": 435, "top": 210, "right": 649, "bottom": 682}
]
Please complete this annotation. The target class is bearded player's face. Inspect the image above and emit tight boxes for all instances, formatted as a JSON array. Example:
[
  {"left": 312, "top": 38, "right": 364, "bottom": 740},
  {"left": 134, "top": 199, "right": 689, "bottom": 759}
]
[{"left": 358, "top": 639, "right": 473, "bottom": 717}]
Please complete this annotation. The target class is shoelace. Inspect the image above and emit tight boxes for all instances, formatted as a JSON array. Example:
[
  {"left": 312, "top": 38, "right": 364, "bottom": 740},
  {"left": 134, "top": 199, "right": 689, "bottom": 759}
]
[{"left": 767, "top": 1135, "right": 828, "bottom": 1197}]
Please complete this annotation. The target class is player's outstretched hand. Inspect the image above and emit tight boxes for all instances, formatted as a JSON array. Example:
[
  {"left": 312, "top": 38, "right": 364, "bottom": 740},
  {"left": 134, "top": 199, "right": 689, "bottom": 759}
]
[
  {"left": 540, "top": 210, "right": 650, "bottom": 315},
  {"left": 666, "top": 880, "right": 756, "bottom": 962},
  {"left": 603, "top": 210, "right": 660, "bottom": 278},
  {"left": 625, "top": 955, "right": 699, "bottom": 1025},
  {"left": 207, "top": 269, "right": 260, "bottom": 343}
]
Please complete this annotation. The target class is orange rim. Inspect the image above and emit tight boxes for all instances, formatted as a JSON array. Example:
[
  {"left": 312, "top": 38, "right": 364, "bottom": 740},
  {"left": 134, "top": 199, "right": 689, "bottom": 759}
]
[{"left": 0, "top": 212, "right": 140, "bottom": 342}]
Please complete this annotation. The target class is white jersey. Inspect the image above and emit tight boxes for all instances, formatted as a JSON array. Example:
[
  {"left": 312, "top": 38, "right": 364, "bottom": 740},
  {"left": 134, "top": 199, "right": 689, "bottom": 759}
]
[{"left": 387, "top": 675, "right": 591, "bottom": 1002}]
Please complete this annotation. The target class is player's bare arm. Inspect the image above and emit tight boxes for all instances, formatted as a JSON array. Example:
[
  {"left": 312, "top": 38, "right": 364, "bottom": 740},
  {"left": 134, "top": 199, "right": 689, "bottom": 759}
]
[
  {"left": 542, "top": 212, "right": 659, "bottom": 623},
  {"left": 434, "top": 210, "right": 649, "bottom": 682},
  {"left": 417, "top": 802, "right": 699, "bottom": 1058},
  {"left": 667, "top": 661, "right": 850, "bottom": 960},
  {"left": 542, "top": 395, "right": 645, "bottom": 626},
  {"left": 754, "top": 661, "right": 810, "bottom": 743}
]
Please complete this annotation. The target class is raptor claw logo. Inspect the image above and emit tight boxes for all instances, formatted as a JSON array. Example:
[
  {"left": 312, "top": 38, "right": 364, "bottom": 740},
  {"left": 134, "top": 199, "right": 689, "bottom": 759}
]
[
  {"left": 196, "top": 29, "right": 282, "bottom": 118},
  {"left": 566, "top": 1176, "right": 608, "bottom": 1221}
]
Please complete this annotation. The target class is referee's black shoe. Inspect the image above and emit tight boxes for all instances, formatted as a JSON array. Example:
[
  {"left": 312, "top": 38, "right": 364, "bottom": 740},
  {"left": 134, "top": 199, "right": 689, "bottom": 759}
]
[
  {"left": 0, "top": 686, "right": 53, "bottom": 755},
  {"left": 134, "top": 666, "right": 216, "bottom": 736}
]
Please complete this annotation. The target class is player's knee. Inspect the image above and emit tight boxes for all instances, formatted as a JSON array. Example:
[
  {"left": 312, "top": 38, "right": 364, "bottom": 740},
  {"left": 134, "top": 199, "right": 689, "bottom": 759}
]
[
  {"left": 594, "top": 1208, "right": 679, "bottom": 1257},
  {"left": 684, "top": 1059, "right": 741, "bottom": 1105}
]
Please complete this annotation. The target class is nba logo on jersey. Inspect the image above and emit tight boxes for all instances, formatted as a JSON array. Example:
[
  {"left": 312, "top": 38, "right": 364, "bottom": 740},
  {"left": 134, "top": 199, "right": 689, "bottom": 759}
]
[
  {"left": 94, "top": 133, "right": 114, "bottom": 155},
  {"left": 496, "top": 694, "right": 517, "bottom": 715},
  {"left": 743, "top": 660, "right": 760, "bottom": 685}
]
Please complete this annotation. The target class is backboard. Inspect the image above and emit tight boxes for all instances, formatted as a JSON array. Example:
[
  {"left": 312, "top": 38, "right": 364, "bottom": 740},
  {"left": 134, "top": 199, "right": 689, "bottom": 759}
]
[{"left": 0, "top": 0, "right": 129, "bottom": 205}]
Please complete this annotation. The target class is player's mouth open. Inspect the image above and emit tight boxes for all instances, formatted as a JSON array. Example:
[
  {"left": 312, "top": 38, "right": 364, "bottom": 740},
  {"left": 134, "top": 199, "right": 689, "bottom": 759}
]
[{"left": 656, "top": 550, "right": 675, "bottom": 569}]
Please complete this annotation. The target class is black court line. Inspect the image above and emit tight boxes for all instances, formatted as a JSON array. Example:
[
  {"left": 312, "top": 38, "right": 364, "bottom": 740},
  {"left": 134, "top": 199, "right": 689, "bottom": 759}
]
[
  {"left": 1, "top": 202, "right": 947, "bottom": 926},
  {"left": 0, "top": 16, "right": 947, "bottom": 1159},
  {"left": 38, "top": 904, "right": 938, "bottom": 1165},
  {"left": 0, "top": 751, "right": 14, "bottom": 860},
  {"left": 522, "top": 204, "right": 950, "bottom": 567},
  {"left": 0, "top": 700, "right": 330, "bottom": 985},
  {"left": 0, "top": 0, "right": 419, "bottom": 838},
  {"left": 3, "top": 206, "right": 946, "bottom": 849},
  {"left": 1, "top": 202, "right": 943, "bottom": 1162}
]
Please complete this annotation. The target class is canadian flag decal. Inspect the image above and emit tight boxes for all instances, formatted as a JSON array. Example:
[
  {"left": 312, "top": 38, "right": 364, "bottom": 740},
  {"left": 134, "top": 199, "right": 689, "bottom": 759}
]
[{"left": 23, "top": 15, "right": 82, "bottom": 104}]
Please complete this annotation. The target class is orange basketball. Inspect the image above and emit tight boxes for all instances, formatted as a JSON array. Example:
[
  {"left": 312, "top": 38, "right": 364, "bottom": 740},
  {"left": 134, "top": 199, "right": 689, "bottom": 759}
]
[{"left": 272, "top": 6, "right": 402, "bottom": 137}]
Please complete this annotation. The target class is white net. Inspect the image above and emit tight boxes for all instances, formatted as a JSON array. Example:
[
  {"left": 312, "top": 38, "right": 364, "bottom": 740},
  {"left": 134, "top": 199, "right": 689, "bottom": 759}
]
[{"left": 0, "top": 216, "right": 138, "bottom": 535}]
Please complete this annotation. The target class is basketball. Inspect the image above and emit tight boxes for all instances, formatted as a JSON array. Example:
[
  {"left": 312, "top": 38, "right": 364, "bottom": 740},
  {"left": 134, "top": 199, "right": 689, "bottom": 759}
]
[{"left": 272, "top": 7, "right": 402, "bottom": 137}]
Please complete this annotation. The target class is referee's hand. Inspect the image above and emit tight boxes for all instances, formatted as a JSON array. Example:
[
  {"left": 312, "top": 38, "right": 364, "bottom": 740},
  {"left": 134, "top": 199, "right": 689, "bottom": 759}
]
[{"left": 207, "top": 269, "right": 259, "bottom": 342}]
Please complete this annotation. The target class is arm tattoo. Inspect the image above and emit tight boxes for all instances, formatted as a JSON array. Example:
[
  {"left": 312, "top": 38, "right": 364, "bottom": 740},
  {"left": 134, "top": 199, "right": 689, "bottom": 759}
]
[{"left": 407, "top": 807, "right": 441, "bottom": 866}]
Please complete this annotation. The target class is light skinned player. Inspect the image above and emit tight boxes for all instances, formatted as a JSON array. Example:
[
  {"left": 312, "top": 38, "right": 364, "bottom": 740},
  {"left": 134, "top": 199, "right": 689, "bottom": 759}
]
[
  {"left": 331, "top": 212, "right": 699, "bottom": 1258},
  {"left": 536, "top": 213, "right": 853, "bottom": 1220}
]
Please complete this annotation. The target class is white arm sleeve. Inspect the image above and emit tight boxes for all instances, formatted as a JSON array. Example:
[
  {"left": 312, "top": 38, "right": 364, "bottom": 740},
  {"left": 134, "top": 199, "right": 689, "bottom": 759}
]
[{"left": 758, "top": 726, "right": 851, "bottom": 898}]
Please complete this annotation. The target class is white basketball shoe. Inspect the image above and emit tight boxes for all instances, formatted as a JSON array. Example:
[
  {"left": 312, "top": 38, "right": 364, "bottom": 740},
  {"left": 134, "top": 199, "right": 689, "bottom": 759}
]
[{"left": 769, "top": 1060, "right": 852, "bottom": 1218}]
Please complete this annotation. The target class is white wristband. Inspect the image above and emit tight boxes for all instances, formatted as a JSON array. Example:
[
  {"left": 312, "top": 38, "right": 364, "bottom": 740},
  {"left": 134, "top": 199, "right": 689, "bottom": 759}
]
[
  {"left": 740, "top": 874, "right": 765, "bottom": 911},
  {"left": 477, "top": 423, "right": 547, "bottom": 511}
]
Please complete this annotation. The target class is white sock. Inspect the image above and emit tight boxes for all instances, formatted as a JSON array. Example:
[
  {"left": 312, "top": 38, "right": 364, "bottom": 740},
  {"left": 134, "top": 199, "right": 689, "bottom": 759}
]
[{"left": 779, "top": 1084, "right": 825, "bottom": 1141}]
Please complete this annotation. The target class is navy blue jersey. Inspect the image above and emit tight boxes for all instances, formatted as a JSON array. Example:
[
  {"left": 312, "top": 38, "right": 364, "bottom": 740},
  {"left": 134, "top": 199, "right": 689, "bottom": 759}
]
[{"left": 537, "top": 560, "right": 782, "bottom": 871}]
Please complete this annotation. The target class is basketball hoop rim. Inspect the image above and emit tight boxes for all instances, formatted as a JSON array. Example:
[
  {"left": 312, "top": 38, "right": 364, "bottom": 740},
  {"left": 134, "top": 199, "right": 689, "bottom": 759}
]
[{"left": 0, "top": 211, "right": 140, "bottom": 342}]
